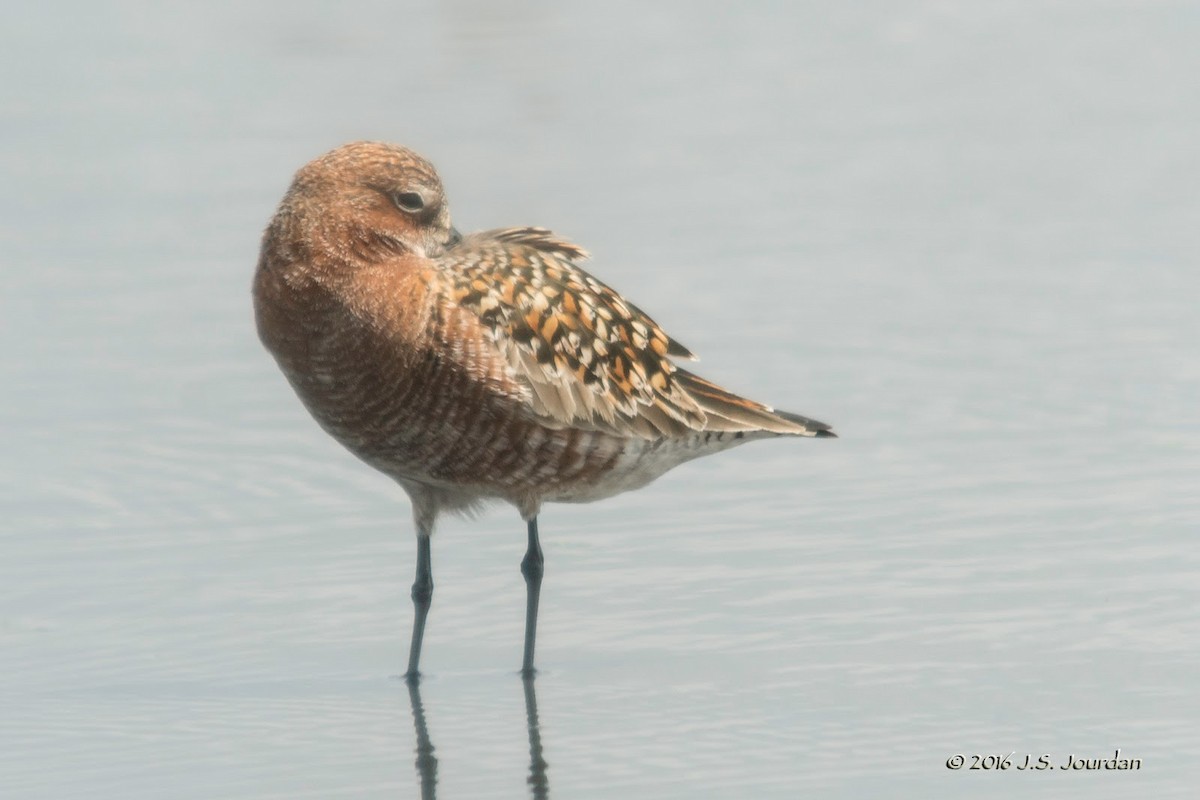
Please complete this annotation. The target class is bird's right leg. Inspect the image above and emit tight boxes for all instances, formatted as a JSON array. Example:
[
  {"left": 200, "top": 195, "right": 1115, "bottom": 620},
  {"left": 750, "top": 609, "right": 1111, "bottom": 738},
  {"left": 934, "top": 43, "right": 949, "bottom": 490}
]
[
  {"left": 520, "top": 517, "right": 545, "bottom": 677},
  {"left": 405, "top": 532, "right": 433, "bottom": 682}
]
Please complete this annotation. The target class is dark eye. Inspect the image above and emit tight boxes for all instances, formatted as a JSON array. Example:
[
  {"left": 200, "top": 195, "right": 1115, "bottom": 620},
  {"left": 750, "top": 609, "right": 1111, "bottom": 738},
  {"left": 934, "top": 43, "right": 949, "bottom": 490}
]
[{"left": 393, "top": 191, "right": 425, "bottom": 213}]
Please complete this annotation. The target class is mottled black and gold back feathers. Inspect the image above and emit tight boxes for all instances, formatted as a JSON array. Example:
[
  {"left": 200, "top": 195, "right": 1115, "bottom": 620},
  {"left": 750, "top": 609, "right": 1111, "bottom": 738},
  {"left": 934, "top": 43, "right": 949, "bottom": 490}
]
[
  {"left": 434, "top": 226, "right": 831, "bottom": 439},
  {"left": 444, "top": 228, "right": 709, "bottom": 435}
]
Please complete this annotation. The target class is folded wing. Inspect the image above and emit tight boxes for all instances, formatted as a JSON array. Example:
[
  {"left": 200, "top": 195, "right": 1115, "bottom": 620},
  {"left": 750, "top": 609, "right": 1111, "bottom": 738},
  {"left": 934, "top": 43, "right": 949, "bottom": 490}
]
[{"left": 439, "top": 227, "right": 831, "bottom": 439}]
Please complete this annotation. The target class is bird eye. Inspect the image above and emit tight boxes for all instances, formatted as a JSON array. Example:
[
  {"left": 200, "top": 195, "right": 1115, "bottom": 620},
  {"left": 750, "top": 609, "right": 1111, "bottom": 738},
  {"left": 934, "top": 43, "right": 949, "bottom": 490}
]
[{"left": 393, "top": 191, "right": 425, "bottom": 213}]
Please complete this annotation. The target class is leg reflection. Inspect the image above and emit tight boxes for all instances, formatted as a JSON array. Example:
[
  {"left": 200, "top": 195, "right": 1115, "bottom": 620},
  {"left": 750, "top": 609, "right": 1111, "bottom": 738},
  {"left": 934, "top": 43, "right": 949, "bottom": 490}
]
[
  {"left": 523, "top": 674, "right": 550, "bottom": 800},
  {"left": 405, "top": 674, "right": 549, "bottom": 799},
  {"left": 406, "top": 678, "right": 438, "bottom": 800}
]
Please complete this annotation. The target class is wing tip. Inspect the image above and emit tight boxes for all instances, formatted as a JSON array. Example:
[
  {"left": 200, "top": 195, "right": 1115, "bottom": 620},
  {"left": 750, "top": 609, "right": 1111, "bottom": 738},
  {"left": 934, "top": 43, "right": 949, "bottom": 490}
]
[
  {"left": 673, "top": 368, "right": 835, "bottom": 437},
  {"left": 774, "top": 408, "right": 837, "bottom": 437}
]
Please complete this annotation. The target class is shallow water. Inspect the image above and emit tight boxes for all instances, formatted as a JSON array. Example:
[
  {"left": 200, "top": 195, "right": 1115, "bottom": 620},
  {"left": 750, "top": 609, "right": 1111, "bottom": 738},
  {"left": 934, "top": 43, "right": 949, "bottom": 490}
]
[{"left": 3, "top": 1, "right": 1198, "bottom": 798}]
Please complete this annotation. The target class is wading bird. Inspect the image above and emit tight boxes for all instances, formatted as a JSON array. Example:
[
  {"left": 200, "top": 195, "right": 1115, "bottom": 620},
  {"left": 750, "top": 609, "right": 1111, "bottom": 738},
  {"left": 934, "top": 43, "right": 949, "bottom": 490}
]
[{"left": 253, "top": 142, "right": 835, "bottom": 680}]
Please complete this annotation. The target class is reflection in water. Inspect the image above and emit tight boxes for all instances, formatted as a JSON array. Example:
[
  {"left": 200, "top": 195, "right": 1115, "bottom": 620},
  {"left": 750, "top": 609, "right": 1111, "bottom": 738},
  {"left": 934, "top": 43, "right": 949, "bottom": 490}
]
[
  {"left": 406, "top": 679, "right": 438, "bottom": 800},
  {"left": 405, "top": 677, "right": 550, "bottom": 799},
  {"left": 523, "top": 675, "right": 550, "bottom": 800}
]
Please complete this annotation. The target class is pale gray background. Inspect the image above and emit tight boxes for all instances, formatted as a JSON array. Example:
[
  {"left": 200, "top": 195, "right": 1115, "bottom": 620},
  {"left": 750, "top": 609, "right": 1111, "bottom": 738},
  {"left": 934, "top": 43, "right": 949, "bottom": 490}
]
[{"left": 3, "top": 1, "right": 1197, "bottom": 798}]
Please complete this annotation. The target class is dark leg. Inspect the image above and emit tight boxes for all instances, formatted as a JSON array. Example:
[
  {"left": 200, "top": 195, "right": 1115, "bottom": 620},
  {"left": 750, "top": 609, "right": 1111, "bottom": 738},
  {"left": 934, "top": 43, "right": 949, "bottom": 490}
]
[
  {"left": 405, "top": 533, "right": 433, "bottom": 682},
  {"left": 520, "top": 517, "right": 544, "bottom": 676}
]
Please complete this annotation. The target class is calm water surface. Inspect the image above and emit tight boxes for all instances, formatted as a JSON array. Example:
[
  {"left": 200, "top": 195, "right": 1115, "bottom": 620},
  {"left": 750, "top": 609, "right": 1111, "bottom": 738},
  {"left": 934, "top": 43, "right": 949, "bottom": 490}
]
[{"left": 3, "top": 2, "right": 1198, "bottom": 798}]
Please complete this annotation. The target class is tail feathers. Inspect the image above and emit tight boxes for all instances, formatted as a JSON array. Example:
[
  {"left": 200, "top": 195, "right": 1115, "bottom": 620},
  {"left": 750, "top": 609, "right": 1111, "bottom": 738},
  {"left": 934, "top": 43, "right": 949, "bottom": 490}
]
[{"left": 674, "top": 368, "right": 835, "bottom": 437}]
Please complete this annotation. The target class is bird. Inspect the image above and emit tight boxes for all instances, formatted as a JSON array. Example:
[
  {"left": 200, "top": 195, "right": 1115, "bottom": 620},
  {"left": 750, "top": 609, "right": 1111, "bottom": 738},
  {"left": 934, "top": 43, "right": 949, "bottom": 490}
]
[{"left": 253, "top": 141, "right": 835, "bottom": 681}]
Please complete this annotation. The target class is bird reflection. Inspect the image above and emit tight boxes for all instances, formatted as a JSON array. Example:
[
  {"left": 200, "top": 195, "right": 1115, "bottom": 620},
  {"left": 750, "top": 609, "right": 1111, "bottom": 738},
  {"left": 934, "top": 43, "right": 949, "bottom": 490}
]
[
  {"left": 405, "top": 676, "right": 550, "bottom": 799},
  {"left": 406, "top": 679, "right": 438, "bottom": 800},
  {"left": 523, "top": 675, "right": 550, "bottom": 799}
]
